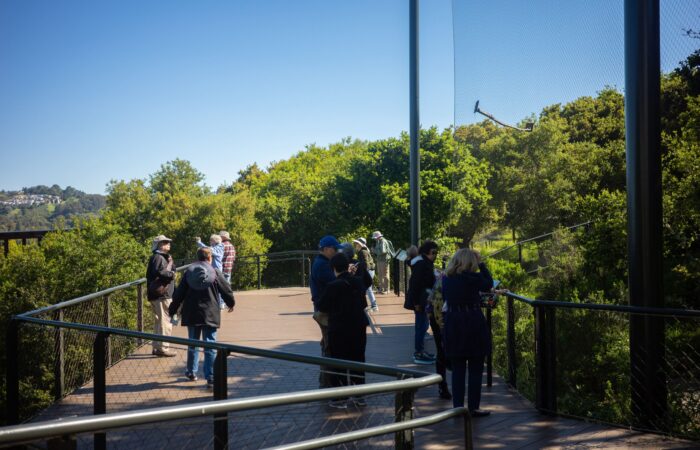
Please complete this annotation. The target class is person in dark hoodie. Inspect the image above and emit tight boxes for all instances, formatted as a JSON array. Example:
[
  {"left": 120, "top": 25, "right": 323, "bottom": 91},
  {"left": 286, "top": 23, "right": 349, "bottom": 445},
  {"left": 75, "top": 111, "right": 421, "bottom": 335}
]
[
  {"left": 169, "top": 247, "right": 235, "bottom": 387},
  {"left": 441, "top": 248, "right": 493, "bottom": 417},
  {"left": 146, "top": 235, "right": 177, "bottom": 357},
  {"left": 318, "top": 252, "right": 369, "bottom": 408},
  {"left": 405, "top": 240, "right": 439, "bottom": 365}
]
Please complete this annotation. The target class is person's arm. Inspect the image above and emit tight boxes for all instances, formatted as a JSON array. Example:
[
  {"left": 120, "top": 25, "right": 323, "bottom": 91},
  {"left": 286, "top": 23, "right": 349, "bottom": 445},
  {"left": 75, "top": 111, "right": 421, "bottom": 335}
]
[
  {"left": 156, "top": 255, "right": 175, "bottom": 279},
  {"left": 212, "top": 243, "right": 224, "bottom": 260},
  {"left": 169, "top": 277, "right": 187, "bottom": 316},
  {"left": 216, "top": 270, "right": 236, "bottom": 310},
  {"left": 478, "top": 263, "right": 494, "bottom": 291}
]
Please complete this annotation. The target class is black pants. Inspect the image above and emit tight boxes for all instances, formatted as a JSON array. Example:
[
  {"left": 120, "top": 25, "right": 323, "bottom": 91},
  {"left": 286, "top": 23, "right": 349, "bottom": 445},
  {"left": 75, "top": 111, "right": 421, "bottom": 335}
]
[
  {"left": 450, "top": 355, "right": 485, "bottom": 410},
  {"left": 328, "top": 327, "right": 367, "bottom": 391},
  {"left": 428, "top": 313, "right": 448, "bottom": 387}
]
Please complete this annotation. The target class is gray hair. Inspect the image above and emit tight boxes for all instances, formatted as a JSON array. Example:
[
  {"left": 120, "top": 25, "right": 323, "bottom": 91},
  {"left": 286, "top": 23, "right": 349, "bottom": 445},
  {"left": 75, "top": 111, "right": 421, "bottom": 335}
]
[{"left": 210, "top": 234, "right": 223, "bottom": 244}]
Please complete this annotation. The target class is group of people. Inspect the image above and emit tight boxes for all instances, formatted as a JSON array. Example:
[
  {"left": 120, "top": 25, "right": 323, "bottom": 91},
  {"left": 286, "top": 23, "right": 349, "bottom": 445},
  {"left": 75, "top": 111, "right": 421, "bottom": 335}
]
[
  {"left": 145, "top": 231, "right": 237, "bottom": 388},
  {"left": 405, "top": 241, "right": 497, "bottom": 417}
]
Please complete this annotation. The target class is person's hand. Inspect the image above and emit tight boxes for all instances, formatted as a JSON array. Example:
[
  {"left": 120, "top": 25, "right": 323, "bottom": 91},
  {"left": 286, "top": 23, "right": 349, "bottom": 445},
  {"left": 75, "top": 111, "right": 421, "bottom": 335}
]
[
  {"left": 195, "top": 236, "right": 201, "bottom": 243},
  {"left": 227, "top": 306, "right": 234, "bottom": 313},
  {"left": 348, "top": 264, "right": 358, "bottom": 275}
]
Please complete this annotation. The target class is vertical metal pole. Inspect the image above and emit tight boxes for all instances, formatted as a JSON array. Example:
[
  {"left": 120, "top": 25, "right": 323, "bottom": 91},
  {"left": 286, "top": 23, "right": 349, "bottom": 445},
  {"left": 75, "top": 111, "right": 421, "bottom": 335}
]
[
  {"left": 534, "top": 305, "right": 556, "bottom": 413},
  {"left": 506, "top": 297, "right": 517, "bottom": 388},
  {"left": 394, "top": 386, "right": 415, "bottom": 449},
  {"left": 54, "top": 310, "right": 65, "bottom": 401},
  {"left": 94, "top": 332, "right": 108, "bottom": 450},
  {"left": 213, "top": 349, "right": 229, "bottom": 450},
  {"left": 6, "top": 319, "right": 20, "bottom": 425},
  {"left": 463, "top": 410, "right": 473, "bottom": 450},
  {"left": 103, "top": 295, "right": 112, "bottom": 367},
  {"left": 624, "top": 0, "right": 666, "bottom": 431},
  {"left": 301, "top": 254, "right": 305, "bottom": 287},
  {"left": 518, "top": 244, "right": 523, "bottom": 267},
  {"left": 486, "top": 306, "right": 493, "bottom": 387},
  {"left": 256, "top": 255, "right": 262, "bottom": 290},
  {"left": 3, "top": 239, "right": 9, "bottom": 256},
  {"left": 409, "top": 0, "right": 420, "bottom": 246},
  {"left": 137, "top": 284, "right": 144, "bottom": 346}
]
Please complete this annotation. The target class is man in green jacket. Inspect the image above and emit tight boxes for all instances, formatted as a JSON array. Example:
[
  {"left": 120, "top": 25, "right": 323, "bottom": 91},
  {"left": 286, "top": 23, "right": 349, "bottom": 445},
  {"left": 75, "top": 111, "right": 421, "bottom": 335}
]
[{"left": 372, "top": 231, "right": 394, "bottom": 294}]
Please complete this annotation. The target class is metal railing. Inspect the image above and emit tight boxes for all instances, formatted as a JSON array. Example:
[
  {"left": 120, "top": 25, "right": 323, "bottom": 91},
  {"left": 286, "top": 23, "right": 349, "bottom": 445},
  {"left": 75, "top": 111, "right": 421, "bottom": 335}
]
[
  {"left": 4, "top": 264, "right": 470, "bottom": 449},
  {"left": 489, "top": 291, "right": 700, "bottom": 440},
  {"left": 0, "top": 229, "right": 51, "bottom": 256}
]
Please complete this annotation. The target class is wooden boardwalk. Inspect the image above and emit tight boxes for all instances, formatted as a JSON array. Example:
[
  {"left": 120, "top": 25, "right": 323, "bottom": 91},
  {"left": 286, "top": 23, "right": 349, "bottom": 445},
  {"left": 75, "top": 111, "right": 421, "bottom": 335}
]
[{"left": 35, "top": 287, "right": 693, "bottom": 449}]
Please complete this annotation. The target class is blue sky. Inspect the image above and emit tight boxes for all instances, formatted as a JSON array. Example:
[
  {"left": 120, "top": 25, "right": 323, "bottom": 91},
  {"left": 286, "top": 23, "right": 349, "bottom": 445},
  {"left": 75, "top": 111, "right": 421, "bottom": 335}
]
[{"left": 1, "top": 1, "right": 698, "bottom": 194}]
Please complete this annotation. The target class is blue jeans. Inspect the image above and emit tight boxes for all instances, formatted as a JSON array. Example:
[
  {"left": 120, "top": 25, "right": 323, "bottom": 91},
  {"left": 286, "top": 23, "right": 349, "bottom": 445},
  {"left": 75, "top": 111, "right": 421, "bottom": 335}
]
[
  {"left": 187, "top": 326, "right": 217, "bottom": 381},
  {"left": 414, "top": 310, "right": 429, "bottom": 353},
  {"left": 451, "top": 355, "right": 485, "bottom": 410},
  {"left": 366, "top": 270, "right": 377, "bottom": 308}
]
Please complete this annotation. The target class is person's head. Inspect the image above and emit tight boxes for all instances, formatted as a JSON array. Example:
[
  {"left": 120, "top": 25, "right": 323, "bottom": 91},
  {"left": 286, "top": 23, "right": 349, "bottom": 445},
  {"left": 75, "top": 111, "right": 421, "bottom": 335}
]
[
  {"left": 152, "top": 235, "right": 172, "bottom": 252},
  {"left": 209, "top": 234, "right": 222, "bottom": 246},
  {"left": 372, "top": 230, "right": 383, "bottom": 241},
  {"left": 419, "top": 240, "right": 439, "bottom": 262},
  {"left": 197, "top": 246, "right": 213, "bottom": 263},
  {"left": 219, "top": 231, "right": 231, "bottom": 242},
  {"left": 339, "top": 242, "right": 355, "bottom": 261},
  {"left": 318, "top": 235, "right": 341, "bottom": 258},
  {"left": 445, "top": 248, "right": 480, "bottom": 276},
  {"left": 406, "top": 245, "right": 419, "bottom": 260},
  {"left": 330, "top": 252, "right": 349, "bottom": 275}
]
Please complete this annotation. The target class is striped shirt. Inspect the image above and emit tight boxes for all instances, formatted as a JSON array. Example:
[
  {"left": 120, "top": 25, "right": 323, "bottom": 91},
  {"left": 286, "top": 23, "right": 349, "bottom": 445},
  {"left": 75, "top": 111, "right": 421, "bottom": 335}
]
[{"left": 222, "top": 241, "right": 236, "bottom": 275}]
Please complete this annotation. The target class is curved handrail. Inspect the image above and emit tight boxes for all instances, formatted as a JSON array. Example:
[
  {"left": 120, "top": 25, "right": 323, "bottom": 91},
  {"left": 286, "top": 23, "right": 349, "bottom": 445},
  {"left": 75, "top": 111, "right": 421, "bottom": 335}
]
[
  {"left": 485, "top": 221, "right": 592, "bottom": 259},
  {"left": 0, "top": 374, "right": 444, "bottom": 446}
]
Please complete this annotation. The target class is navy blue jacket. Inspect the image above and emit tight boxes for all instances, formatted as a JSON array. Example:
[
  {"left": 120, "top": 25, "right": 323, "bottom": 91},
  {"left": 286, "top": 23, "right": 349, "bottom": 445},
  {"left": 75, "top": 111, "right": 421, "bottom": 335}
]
[
  {"left": 310, "top": 254, "right": 335, "bottom": 311},
  {"left": 442, "top": 263, "right": 493, "bottom": 358}
]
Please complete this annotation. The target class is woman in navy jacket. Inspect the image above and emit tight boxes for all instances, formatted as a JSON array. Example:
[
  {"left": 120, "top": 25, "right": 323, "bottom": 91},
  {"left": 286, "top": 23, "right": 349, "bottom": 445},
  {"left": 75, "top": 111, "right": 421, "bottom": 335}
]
[{"left": 442, "top": 248, "right": 493, "bottom": 416}]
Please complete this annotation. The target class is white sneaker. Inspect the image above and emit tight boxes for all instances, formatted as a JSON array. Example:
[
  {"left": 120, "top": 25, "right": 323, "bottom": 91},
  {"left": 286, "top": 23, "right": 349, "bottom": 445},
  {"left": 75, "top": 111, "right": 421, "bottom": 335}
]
[{"left": 371, "top": 306, "right": 379, "bottom": 312}]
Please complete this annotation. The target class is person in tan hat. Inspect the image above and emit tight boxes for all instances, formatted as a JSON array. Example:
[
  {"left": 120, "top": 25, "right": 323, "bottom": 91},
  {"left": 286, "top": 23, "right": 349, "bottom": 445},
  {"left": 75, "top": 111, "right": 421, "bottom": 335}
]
[
  {"left": 219, "top": 230, "right": 236, "bottom": 285},
  {"left": 371, "top": 231, "right": 394, "bottom": 294},
  {"left": 146, "top": 235, "right": 177, "bottom": 357}
]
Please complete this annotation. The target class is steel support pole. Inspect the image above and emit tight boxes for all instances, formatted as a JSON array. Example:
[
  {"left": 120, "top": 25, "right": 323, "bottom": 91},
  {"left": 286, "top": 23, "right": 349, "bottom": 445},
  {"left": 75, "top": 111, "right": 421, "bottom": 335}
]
[
  {"left": 624, "top": 0, "right": 667, "bottom": 430},
  {"left": 486, "top": 307, "right": 493, "bottom": 387},
  {"left": 394, "top": 386, "right": 415, "bottom": 449},
  {"left": 213, "top": 349, "right": 229, "bottom": 450},
  {"left": 506, "top": 297, "right": 517, "bottom": 388},
  {"left": 54, "top": 310, "right": 65, "bottom": 401},
  {"left": 137, "top": 284, "right": 144, "bottom": 346},
  {"left": 534, "top": 306, "right": 556, "bottom": 414},
  {"left": 93, "top": 332, "right": 108, "bottom": 450},
  {"left": 6, "top": 319, "right": 20, "bottom": 425},
  {"left": 409, "top": 0, "right": 420, "bottom": 246}
]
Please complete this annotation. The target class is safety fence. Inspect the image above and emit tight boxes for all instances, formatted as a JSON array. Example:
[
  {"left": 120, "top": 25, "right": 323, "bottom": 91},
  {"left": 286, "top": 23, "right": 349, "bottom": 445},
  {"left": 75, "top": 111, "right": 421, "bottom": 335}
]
[
  {"left": 487, "top": 293, "right": 700, "bottom": 440},
  {"left": 3, "top": 268, "right": 471, "bottom": 449}
]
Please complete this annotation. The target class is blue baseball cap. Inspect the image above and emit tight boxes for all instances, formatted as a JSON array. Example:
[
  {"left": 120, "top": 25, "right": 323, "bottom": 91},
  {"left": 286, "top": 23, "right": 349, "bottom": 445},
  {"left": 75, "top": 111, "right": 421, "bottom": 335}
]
[{"left": 318, "top": 235, "right": 341, "bottom": 250}]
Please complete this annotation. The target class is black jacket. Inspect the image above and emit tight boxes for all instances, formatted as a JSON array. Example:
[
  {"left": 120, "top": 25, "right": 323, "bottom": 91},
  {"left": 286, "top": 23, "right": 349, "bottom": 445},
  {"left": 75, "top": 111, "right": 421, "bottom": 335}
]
[
  {"left": 318, "top": 272, "right": 369, "bottom": 332},
  {"left": 169, "top": 262, "right": 235, "bottom": 328},
  {"left": 404, "top": 255, "right": 435, "bottom": 310},
  {"left": 146, "top": 251, "right": 176, "bottom": 301}
]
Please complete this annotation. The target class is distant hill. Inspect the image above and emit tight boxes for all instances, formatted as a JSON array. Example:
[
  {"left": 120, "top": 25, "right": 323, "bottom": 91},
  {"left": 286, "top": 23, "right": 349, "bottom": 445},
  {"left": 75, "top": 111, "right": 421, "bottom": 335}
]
[{"left": 0, "top": 185, "right": 106, "bottom": 231}]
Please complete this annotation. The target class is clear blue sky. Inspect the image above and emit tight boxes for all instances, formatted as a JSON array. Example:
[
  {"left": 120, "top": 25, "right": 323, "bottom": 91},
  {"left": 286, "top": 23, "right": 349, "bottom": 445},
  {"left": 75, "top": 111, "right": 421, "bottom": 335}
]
[{"left": 1, "top": 1, "right": 698, "bottom": 194}]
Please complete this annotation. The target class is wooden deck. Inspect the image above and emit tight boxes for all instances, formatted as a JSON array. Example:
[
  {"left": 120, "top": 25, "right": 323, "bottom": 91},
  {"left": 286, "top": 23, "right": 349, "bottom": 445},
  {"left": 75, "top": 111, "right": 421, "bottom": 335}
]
[{"left": 34, "top": 288, "right": 693, "bottom": 449}]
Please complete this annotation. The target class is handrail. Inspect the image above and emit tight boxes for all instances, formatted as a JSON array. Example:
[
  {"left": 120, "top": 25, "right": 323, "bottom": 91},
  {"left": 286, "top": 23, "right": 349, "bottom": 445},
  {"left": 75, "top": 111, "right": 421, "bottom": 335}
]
[
  {"left": 485, "top": 221, "right": 592, "bottom": 258},
  {"left": 13, "top": 315, "right": 432, "bottom": 379},
  {"left": 504, "top": 292, "right": 700, "bottom": 318},
  {"left": 18, "top": 264, "right": 192, "bottom": 318},
  {"left": 0, "top": 375, "right": 443, "bottom": 446},
  {"left": 269, "top": 407, "right": 471, "bottom": 450}
]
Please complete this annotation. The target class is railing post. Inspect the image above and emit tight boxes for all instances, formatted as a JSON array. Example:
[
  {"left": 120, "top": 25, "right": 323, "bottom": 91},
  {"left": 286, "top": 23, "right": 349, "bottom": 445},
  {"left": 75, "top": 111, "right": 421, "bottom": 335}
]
[
  {"left": 517, "top": 243, "right": 523, "bottom": 267},
  {"left": 54, "top": 310, "right": 65, "bottom": 401},
  {"left": 486, "top": 306, "right": 493, "bottom": 388},
  {"left": 301, "top": 253, "right": 305, "bottom": 287},
  {"left": 137, "top": 284, "right": 144, "bottom": 345},
  {"left": 256, "top": 255, "right": 262, "bottom": 290},
  {"left": 93, "top": 332, "right": 108, "bottom": 450},
  {"left": 394, "top": 386, "right": 415, "bottom": 449},
  {"left": 6, "top": 318, "right": 20, "bottom": 425},
  {"left": 103, "top": 295, "right": 112, "bottom": 367},
  {"left": 3, "top": 239, "right": 8, "bottom": 256},
  {"left": 506, "top": 297, "right": 517, "bottom": 388},
  {"left": 534, "top": 305, "right": 556, "bottom": 414},
  {"left": 463, "top": 410, "right": 473, "bottom": 450},
  {"left": 213, "top": 349, "right": 229, "bottom": 450}
]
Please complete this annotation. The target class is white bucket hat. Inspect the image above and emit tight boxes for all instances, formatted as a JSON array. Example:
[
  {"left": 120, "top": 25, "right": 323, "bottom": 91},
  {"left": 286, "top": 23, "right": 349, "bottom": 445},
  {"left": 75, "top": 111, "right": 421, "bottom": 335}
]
[{"left": 372, "top": 231, "right": 383, "bottom": 239}]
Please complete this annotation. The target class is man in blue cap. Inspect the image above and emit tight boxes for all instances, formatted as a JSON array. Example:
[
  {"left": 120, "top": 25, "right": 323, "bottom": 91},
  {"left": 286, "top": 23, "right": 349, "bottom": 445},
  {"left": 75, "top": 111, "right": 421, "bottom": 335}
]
[{"left": 309, "top": 234, "right": 341, "bottom": 388}]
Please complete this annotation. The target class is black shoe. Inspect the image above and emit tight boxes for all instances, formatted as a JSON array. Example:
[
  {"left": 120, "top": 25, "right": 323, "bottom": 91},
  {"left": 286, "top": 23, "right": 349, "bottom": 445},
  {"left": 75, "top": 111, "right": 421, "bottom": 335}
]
[
  {"left": 438, "top": 385, "right": 452, "bottom": 400},
  {"left": 469, "top": 409, "right": 490, "bottom": 417}
]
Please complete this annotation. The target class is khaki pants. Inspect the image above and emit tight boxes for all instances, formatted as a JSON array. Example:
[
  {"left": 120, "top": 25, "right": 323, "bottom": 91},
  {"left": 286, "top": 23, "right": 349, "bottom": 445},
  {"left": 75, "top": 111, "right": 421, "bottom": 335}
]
[
  {"left": 150, "top": 298, "right": 172, "bottom": 351},
  {"left": 377, "top": 259, "right": 390, "bottom": 293}
]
